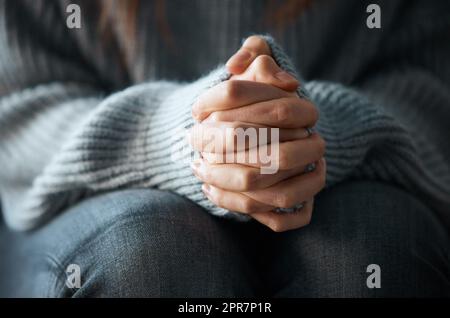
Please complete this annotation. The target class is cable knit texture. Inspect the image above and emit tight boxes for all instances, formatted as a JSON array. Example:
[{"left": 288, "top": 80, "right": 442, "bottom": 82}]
[{"left": 0, "top": 0, "right": 449, "bottom": 230}]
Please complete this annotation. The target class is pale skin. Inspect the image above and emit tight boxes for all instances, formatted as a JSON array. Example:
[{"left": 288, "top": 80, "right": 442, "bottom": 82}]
[{"left": 190, "top": 36, "right": 326, "bottom": 232}]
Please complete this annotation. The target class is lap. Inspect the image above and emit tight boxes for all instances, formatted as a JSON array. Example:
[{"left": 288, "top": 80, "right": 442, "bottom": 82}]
[
  {"left": 1, "top": 181, "right": 449, "bottom": 297},
  {"left": 1, "top": 189, "right": 259, "bottom": 297}
]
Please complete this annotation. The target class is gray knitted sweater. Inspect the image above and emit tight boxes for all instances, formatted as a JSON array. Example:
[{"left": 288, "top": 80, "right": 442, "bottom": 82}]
[{"left": 1, "top": 0, "right": 449, "bottom": 231}]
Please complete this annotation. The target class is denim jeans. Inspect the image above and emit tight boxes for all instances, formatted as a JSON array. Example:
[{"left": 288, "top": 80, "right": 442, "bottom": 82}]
[{"left": 0, "top": 181, "right": 449, "bottom": 297}]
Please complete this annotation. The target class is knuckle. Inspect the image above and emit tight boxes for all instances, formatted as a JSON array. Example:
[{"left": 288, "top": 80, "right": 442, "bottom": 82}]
[
  {"left": 253, "top": 54, "right": 274, "bottom": 69},
  {"left": 215, "top": 198, "right": 226, "bottom": 210},
  {"left": 310, "top": 104, "right": 320, "bottom": 123},
  {"left": 207, "top": 112, "right": 221, "bottom": 122},
  {"left": 303, "top": 100, "right": 319, "bottom": 124},
  {"left": 224, "top": 134, "right": 235, "bottom": 153},
  {"left": 225, "top": 143, "right": 236, "bottom": 154},
  {"left": 222, "top": 80, "right": 242, "bottom": 101},
  {"left": 229, "top": 122, "right": 241, "bottom": 130},
  {"left": 201, "top": 167, "right": 213, "bottom": 183},
  {"left": 242, "top": 197, "right": 259, "bottom": 214},
  {"left": 194, "top": 93, "right": 205, "bottom": 108},
  {"left": 245, "top": 35, "right": 267, "bottom": 49},
  {"left": 313, "top": 135, "right": 326, "bottom": 158},
  {"left": 201, "top": 133, "right": 215, "bottom": 153},
  {"left": 269, "top": 220, "right": 285, "bottom": 233},
  {"left": 277, "top": 149, "right": 290, "bottom": 170},
  {"left": 211, "top": 191, "right": 227, "bottom": 210},
  {"left": 274, "top": 101, "right": 293, "bottom": 122},
  {"left": 240, "top": 169, "right": 259, "bottom": 191},
  {"left": 207, "top": 188, "right": 219, "bottom": 205},
  {"left": 223, "top": 125, "right": 235, "bottom": 142},
  {"left": 274, "top": 192, "right": 292, "bottom": 208}
]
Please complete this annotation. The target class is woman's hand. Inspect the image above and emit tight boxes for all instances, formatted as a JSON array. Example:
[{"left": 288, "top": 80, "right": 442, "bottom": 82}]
[{"left": 190, "top": 36, "right": 326, "bottom": 232}]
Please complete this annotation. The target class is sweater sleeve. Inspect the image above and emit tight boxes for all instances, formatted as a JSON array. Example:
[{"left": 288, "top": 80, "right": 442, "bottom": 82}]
[
  {"left": 0, "top": 1, "right": 234, "bottom": 230},
  {"left": 263, "top": 14, "right": 450, "bottom": 227}
]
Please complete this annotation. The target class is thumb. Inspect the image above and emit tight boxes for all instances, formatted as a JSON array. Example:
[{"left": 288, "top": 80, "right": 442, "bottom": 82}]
[
  {"left": 226, "top": 36, "right": 271, "bottom": 75},
  {"left": 232, "top": 54, "right": 299, "bottom": 92}
]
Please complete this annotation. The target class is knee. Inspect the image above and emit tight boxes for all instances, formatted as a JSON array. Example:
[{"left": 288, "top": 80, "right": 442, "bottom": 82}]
[
  {"left": 47, "top": 189, "right": 216, "bottom": 297},
  {"left": 279, "top": 181, "right": 450, "bottom": 297},
  {"left": 73, "top": 213, "right": 177, "bottom": 297},
  {"left": 310, "top": 181, "right": 448, "bottom": 251}
]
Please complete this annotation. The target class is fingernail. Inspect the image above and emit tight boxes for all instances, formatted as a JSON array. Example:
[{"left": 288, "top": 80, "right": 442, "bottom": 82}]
[
  {"left": 274, "top": 71, "right": 297, "bottom": 83},
  {"left": 202, "top": 183, "right": 210, "bottom": 194},
  {"left": 226, "top": 49, "right": 251, "bottom": 67}
]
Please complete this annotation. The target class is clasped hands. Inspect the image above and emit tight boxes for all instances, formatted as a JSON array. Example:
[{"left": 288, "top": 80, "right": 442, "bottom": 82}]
[{"left": 189, "top": 36, "right": 326, "bottom": 232}]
